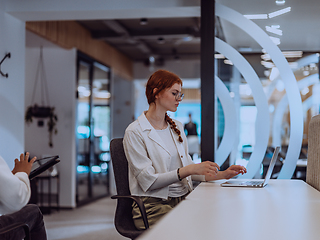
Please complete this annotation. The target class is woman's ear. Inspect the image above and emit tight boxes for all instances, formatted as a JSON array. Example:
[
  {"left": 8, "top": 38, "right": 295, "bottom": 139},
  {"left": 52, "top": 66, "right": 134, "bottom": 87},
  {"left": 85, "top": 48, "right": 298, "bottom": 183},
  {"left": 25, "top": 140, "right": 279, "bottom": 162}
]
[{"left": 153, "top": 88, "right": 158, "bottom": 99}]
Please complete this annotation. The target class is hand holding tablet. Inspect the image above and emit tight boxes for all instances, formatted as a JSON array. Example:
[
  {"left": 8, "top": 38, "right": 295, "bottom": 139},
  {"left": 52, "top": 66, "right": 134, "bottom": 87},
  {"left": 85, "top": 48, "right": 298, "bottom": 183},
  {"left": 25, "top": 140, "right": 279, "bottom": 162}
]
[{"left": 29, "top": 155, "right": 60, "bottom": 180}]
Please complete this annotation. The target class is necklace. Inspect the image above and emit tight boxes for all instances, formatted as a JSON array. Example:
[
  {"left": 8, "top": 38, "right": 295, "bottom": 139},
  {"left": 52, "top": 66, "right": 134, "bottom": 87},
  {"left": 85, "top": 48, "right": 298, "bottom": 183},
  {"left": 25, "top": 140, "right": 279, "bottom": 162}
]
[
  {"left": 149, "top": 120, "right": 167, "bottom": 130},
  {"left": 154, "top": 123, "right": 168, "bottom": 130},
  {"left": 145, "top": 112, "right": 167, "bottom": 130}
]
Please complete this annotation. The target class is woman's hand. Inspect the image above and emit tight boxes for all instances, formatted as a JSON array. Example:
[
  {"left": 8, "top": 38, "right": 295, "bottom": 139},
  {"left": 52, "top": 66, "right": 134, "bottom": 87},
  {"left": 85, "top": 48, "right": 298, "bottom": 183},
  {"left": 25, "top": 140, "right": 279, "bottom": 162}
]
[
  {"left": 179, "top": 161, "right": 220, "bottom": 180},
  {"left": 179, "top": 162, "right": 246, "bottom": 182},
  {"left": 222, "top": 165, "right": 247, "bottom": 179},
  {"left": 205, "top": 165, "right": 247, "bottom": 181},
  {"left": 12, "top": 152, "right": 37, "bottom": 175}
]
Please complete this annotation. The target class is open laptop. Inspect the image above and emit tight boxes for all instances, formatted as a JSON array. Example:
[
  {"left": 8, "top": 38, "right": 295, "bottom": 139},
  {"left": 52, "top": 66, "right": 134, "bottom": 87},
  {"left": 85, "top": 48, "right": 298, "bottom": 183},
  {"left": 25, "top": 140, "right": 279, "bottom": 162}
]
[{"left": 221, "top": 146, "right": 280, "bottom": 188}]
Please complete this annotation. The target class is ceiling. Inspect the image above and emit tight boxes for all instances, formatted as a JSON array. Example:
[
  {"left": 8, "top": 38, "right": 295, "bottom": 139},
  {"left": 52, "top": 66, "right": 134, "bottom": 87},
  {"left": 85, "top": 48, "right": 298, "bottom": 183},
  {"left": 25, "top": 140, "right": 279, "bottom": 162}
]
[
  {"left": 77, "top": 0, "right": 320, "bottom": 69},
  {"left": 77, "top": 17, "right": 201, "bottom": 65}
]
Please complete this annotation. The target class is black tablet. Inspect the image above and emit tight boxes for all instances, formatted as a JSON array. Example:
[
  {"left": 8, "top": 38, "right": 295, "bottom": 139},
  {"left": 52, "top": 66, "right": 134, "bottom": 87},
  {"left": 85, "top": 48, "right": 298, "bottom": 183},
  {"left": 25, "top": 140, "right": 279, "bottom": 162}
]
[{"left": 29, "top": 155, "right": 60, "bottom": 180}]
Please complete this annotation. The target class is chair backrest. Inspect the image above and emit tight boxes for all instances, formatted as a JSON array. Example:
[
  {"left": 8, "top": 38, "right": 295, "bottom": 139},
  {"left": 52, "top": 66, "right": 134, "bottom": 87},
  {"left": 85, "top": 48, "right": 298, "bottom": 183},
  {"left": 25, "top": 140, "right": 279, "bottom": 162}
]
[
  {"left": 307, "top": 114, "right": 320, "bottom": 191},
  {"left": 110, "top": 138, "right": 143, "bottom": 239},
  {"left": 110, "top": 138, "right": 131, "bottom": 197}
]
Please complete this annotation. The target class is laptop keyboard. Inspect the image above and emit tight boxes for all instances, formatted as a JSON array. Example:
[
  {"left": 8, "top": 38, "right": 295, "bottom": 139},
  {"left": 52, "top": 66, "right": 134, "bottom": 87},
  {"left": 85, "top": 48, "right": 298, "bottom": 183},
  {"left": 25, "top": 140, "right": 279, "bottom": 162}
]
[{"left": 244, "top": 180, "right": 263, "bottom": 186}]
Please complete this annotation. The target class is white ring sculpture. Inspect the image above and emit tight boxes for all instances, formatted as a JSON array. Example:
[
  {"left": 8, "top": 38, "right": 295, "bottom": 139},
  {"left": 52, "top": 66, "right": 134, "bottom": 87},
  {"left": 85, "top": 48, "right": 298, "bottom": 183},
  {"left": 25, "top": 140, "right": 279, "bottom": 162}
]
[
  {"left": 266, "top": 54, "right": 319, "bottom": 99},
  {"left": 216, "top": 3, "right": 303, "bottom": 179},
  {"left": 272, "top": 74, "right": 319, "bottom": 147},
  {"left": 215, "top": 76, "right": 237, "bottom": 166},
  {"left": 215, "top": 38, "right": 269, "bottom": 178}
]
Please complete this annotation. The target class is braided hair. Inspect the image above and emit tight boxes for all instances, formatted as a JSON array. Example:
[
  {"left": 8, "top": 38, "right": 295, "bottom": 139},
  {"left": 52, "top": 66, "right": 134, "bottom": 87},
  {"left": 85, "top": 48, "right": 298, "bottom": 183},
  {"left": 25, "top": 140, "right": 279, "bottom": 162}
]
[
  {"left": 165, "top": 113, "right": 183, "bottom": 142},
  {"left": 146, "top": 70, "right": 183, "bottom": 143}
]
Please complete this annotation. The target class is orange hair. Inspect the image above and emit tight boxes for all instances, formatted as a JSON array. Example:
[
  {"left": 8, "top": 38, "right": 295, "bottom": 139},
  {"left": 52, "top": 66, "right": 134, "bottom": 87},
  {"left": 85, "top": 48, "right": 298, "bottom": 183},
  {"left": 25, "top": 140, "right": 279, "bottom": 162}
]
[
  {"left": 145, "top": 69, "right": 182, "bottom": 105},
  {"left": 146, "top": 70, "right": 183, "bottom": 142}
]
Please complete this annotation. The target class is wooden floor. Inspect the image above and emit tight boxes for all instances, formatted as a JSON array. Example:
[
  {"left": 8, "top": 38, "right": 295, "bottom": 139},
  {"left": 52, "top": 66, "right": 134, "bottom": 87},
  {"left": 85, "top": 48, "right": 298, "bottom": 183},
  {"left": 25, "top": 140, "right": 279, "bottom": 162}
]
[{"left": 43, "top": 197, "right": 127, "bottom": 240}]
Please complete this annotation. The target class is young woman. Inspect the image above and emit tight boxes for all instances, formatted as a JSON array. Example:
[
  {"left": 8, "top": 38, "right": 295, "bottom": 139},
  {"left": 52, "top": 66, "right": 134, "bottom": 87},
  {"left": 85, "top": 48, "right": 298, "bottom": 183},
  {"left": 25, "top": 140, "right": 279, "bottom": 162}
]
[{"left": 123, "top": 69, "right": 246, "bottom": 229}]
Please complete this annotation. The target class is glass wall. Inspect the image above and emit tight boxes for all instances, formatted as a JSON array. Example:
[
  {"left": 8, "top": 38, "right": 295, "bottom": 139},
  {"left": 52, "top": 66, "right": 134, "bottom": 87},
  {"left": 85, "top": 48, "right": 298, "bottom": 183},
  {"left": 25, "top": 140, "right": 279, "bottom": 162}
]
[
  {"left": 76, "top": 52, "right": 111, "bottom": 205},
  {"left": 214, "top": 2, "right": 319, "bottom": 179}
]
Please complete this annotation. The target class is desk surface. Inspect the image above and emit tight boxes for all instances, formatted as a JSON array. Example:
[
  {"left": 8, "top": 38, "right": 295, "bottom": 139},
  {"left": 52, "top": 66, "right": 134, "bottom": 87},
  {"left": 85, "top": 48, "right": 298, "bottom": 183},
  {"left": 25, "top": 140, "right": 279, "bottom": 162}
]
[{"left": 137, "top": 180, "right": 320, "bottom": 240}]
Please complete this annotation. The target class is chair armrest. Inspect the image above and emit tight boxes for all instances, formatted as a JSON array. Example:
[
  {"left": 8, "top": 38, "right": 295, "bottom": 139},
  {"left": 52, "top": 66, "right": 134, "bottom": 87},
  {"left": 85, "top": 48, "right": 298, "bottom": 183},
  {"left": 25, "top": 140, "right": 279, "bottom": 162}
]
[
  {"left": 0, "top": 222, "right": 30, "bottom": 240},
  {"left": 111, "top": 195, "right": 149, "bottom": 229}
]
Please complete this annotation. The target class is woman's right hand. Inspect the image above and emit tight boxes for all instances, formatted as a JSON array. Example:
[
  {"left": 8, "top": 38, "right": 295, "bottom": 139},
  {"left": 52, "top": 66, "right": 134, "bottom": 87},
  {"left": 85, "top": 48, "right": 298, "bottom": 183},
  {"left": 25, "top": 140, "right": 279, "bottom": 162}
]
[
  {"left": 12, "top": 152, "right": 36, "bottom": 175},
  {"left": 179, "top": 161, "right": 220, "bottom": 179}
]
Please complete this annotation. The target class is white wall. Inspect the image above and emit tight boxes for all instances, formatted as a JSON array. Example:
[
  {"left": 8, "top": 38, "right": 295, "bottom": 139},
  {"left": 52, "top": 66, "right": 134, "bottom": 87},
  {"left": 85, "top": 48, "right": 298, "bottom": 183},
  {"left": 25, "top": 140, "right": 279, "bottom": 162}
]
[
  {"left": 0, "top": 1, "right": 26, "bottom": 169},
  {"left": 110, "top": 72, "right": 134, "bottom": 139},
  {"left": 25, "top": 31, "right": 77, "bottom": 208}
]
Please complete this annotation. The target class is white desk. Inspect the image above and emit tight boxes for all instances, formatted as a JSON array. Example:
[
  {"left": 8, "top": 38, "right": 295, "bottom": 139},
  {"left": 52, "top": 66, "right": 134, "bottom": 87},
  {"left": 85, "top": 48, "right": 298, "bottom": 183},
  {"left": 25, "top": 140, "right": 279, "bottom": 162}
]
[{"left": 137, "top": 180, "right": 320, "bottom": 240}]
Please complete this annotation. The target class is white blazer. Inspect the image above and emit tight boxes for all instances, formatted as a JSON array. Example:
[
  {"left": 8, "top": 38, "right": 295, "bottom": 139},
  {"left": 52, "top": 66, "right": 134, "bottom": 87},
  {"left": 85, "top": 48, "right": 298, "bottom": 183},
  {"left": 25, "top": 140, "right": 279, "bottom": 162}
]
[
  {"left": 0, "top": 155, "right": 31, "bottom": 215},
  {"left": 123, "top": 112, "right": 195, "bottom": 199}
]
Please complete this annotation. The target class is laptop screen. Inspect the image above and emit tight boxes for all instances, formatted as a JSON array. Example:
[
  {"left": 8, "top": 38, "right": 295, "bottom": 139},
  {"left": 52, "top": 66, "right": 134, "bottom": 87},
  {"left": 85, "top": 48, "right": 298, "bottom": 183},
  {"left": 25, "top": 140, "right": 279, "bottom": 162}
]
[{"left": 263, "top": 146, "right": 280, "bottom": 186}]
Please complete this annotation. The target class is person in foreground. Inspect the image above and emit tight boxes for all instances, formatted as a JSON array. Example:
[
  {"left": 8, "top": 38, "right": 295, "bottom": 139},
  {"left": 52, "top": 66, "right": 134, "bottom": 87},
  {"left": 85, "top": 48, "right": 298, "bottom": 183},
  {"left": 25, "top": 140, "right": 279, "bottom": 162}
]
[
  {"left": 0, "top": 152, "right": 47, "bottom": 240},
  {"left": 123, "top": 69, "right": 247, "bottom": 230}
]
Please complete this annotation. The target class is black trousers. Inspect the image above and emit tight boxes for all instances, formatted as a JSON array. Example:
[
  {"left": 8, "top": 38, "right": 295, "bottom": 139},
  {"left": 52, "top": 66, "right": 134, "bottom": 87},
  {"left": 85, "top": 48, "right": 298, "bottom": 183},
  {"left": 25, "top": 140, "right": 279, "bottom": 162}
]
[{"left": 0, "top": 204, "right": 47, "bottom": 240}]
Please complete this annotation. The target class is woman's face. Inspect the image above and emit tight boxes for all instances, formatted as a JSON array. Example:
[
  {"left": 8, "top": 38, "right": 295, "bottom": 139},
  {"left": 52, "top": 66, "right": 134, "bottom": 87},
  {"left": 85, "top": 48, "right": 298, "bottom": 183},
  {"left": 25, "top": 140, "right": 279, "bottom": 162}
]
[{"left": 155, "top": 83, "right": 182, "bottom": 112}]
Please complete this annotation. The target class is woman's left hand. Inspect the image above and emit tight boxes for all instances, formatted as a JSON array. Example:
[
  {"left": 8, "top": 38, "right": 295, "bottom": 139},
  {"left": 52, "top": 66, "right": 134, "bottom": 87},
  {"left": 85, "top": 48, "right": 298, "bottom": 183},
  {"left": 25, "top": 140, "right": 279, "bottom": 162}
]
[
  {"left": 205, "top": 165, "right": 247, "bottom": 181},
  {"left": 223, "top": 165, "right": 247, "bottom": 179}
]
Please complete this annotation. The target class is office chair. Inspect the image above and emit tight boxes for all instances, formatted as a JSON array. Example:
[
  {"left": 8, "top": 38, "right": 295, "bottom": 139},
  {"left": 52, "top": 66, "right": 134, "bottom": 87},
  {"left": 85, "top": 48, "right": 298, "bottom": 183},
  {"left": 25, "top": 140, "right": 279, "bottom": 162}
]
[
  {"left": 307, "top": 114, "right": 320, "bottom": 191},
  {"left": 0, "top": 222, "right": 30, "bottom": 240},
  {"left": 110, "top": 138, "right": 149, "bottom": 240}
]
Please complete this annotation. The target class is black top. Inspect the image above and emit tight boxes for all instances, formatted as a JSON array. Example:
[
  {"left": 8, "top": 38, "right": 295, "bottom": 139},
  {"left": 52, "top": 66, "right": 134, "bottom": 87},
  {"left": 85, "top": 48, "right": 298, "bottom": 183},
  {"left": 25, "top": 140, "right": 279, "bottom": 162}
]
[{"left": 184, "top": 122, "right": 197, "bottom": 136}]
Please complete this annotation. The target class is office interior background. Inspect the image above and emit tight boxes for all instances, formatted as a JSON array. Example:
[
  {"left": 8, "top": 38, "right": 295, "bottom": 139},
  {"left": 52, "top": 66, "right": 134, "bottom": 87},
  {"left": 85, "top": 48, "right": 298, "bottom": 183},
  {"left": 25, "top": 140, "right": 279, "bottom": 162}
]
[{"left": 0, "top": 0, "right": 320, "bottom": 210}]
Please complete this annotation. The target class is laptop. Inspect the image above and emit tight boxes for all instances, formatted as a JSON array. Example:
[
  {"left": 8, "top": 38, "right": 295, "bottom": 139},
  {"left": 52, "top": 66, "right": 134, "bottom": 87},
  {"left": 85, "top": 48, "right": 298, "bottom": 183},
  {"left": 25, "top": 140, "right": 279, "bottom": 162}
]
[
  {"left": 29, "top": 155, "right": 60, "bottom": 180},
  {"left": 221, "top": 146, "right": 280, "bottom": 188}
]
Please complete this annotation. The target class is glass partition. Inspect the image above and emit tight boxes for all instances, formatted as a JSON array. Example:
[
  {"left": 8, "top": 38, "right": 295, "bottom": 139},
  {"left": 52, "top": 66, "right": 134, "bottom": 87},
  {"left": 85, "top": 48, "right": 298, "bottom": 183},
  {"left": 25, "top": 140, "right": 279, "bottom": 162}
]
[{"left": 76, "top": 53, "right": 111, "bottom": 205}]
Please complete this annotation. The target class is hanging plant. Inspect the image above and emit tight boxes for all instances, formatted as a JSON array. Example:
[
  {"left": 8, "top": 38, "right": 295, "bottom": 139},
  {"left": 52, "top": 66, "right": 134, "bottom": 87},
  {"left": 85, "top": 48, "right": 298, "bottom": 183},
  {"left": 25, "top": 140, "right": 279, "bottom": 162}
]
[
  {"left": 25, "top": 46, "right": 58, "bottom": 147},
  {"left": 25, "top": 104, "right": 58, "bottom": 147}
]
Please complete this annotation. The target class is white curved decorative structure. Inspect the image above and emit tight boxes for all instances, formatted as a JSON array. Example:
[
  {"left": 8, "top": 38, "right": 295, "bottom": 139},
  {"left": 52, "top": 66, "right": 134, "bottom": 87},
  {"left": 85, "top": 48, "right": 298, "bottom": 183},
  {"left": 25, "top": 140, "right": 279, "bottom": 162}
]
[
  {"left": 295, "top": 54, "right": 319, "bottom": 70},
  {"left": 215, "top": 38, "right": 269, "bottom": 178},
  {"left": 266, "top": 53, "right": 319, "bottom": 99},
  {"left": 215, "top": 76, "right": 237, "bottom": 166},
  {"left": 216, "top": 3, "right": 303, "bottom": 179},
  {"left": 303, "top": 96, "right": 318, "bottom": 118},
  {"left": 272, "top": 74, "right": 319, "bottom": 147}
]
